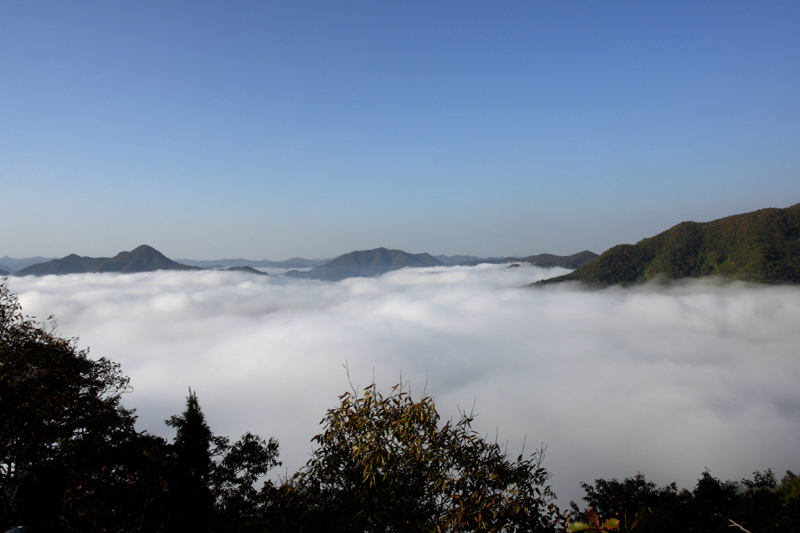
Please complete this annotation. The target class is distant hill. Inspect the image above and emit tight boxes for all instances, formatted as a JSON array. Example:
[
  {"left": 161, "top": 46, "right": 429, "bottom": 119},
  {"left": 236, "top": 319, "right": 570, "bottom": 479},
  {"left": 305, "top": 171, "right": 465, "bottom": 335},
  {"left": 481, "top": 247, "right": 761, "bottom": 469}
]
[
  {"left": 285, "top": 248, "right": 445, "bottom": 281},
  {"left": 15, "top": 245, "right": 201, "bottom": 276},
  {"left": 220, "top": 266, "right": 270, "bottom": 275},
  {"left": 435, "top": 254, "right": 484, "bottom": 265},
  {"left": 177, "top": 257, "right": 328, "bottom": 269},
  {"left": 0, "top": 266, "right": 9, "bottom": 276},
  {"left": 461, "top": 251, "right": 598, "bottom": 269},
  {"left": 0, "top": 256, "right": 57, "bottom": 274},
  {"left": 537, "top": 203, "right": 800, "bottom": 287}
]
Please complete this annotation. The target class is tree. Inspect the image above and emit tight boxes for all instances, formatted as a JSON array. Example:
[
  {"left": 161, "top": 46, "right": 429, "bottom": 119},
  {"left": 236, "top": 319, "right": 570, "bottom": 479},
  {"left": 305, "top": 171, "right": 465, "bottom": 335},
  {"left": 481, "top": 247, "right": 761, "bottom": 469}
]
[
  {"left": 0, "top": 279, "right": 148, "bottom": 531},
  {"left": 282, "top": 381, "right": 565, "bottom": 532},
  {"left": 165, "top": 389, "right": 281, "bottom": 533},
  {"left": 164, "top": 389, "right": 223, "bottom": 533},
  {"left": 211, "top": 431, "right": 281, "bottom": 533},
  {"left": 571, "top": 473, "right": 686, "bottom": 533}
]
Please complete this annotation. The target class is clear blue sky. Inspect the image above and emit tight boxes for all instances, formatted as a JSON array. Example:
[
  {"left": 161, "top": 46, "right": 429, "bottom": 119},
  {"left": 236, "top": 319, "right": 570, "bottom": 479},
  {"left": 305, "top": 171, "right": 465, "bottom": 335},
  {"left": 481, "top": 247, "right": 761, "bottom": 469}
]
[{"left": 2, "top": 1, "right": 799, "bottom": 260}]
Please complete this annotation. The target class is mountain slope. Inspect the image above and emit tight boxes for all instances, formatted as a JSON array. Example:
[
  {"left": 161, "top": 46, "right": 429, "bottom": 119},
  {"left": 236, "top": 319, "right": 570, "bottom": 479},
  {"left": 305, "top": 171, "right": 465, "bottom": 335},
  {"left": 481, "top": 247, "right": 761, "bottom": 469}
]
[
  {"left": 176, "top": 257, "right": 328, "bottom": 269},
  {"left": 461, "top": 251, "right": 598, "bottom": 269},
  {"left": 15, "top": 245, "right": 201, "bottom": 276},
  {"left": 537, "top": 203, "right": 800, "bottom": 286},
  {"left": 0, "top": 256, "right": 56, "bottom": 273},
  {"left": 221, "top": 266, "right": 270, "bottom": 275},
  {"left": 285, "top": 248, "right": 445, "bottom": 281}
]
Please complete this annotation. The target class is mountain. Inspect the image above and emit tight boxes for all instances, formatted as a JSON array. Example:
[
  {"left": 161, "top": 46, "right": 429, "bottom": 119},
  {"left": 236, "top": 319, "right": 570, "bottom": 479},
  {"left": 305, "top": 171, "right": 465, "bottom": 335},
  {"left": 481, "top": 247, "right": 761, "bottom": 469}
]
[
  {"left": 176, "top": 257, "right": 328, "bottom": 269},
  {"left": 0, "top": 266, "right": 9, "bottom": 276},
  {"left": 285, "top": 248, "right": 446, "bottom": 281},
  {"left": 0, "top": 256, "right": 57, "bottom": 273},
  {"left": 435, "top": 254, "right": 484, "bottom": 265},
  {"left": 461, "top": 251, "right": 598, "bottom": 269},
  {"left": 220, "top": 266, "right": 270, "bottom": 275},
  {"left": 15, "top": 245, "right": 202, "bottom": 276},
  {"left": 537, "top": 203, "right": 800, "bottom": 287}
]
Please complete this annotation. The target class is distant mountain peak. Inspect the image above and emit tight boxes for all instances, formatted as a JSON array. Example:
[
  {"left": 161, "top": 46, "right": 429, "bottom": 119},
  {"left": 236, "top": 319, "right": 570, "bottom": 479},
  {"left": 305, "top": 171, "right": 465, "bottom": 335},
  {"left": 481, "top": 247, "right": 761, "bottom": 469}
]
[
  {"left": 285, "top": 247, "right": 445, "bottom": 281},
  {"left": 15, "top": 245, "right": 201, "bottom": 276}
]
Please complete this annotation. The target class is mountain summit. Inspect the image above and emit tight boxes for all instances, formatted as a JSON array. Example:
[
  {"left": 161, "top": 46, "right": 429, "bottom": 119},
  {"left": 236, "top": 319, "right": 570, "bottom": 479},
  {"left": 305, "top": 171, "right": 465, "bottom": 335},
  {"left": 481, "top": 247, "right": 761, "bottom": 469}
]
[
  {"left": 285, "top": 247, "right": 445, "bottom": 281},
  {"left": 537, "top": 203, "right": 800, "bottom": 287},
  {"left": 15, "top": 245, "right": 201, "bottom": 276}
]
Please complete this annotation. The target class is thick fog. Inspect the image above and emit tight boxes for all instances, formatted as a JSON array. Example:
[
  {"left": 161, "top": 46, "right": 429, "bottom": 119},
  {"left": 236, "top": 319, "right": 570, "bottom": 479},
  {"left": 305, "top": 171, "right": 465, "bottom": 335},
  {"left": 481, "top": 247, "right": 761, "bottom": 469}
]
[{"left": 8, "top": 265, "right": 800, "bottom": 505}]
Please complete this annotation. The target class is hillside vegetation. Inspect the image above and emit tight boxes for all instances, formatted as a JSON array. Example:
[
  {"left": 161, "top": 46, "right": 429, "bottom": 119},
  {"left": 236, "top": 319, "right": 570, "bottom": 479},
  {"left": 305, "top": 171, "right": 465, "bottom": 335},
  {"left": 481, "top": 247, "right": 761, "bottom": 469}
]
[{"left": 538, "top": 203, "right": 800, "bottom": 287}]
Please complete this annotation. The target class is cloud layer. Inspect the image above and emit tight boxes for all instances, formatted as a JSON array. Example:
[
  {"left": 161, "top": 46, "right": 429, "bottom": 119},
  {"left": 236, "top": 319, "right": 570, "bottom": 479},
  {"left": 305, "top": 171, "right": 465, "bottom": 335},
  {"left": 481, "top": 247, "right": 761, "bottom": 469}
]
[{"left": 8, "top": 266, "right": 800, "bottom": 504}]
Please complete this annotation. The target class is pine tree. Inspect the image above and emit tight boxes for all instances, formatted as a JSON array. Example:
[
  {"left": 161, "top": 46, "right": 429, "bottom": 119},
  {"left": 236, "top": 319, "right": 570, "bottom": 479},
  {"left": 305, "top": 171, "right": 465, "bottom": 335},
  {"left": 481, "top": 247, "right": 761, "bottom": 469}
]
[{"left": 165, "top": 389, "right": 221, "bottom": 533}]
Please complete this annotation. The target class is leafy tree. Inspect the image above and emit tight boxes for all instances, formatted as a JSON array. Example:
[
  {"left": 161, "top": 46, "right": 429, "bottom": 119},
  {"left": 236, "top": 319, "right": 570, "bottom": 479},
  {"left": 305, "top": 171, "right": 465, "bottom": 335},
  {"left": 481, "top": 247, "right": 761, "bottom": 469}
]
[
  {"left": 165, "top": 389, "right": 281, "bottom": 533},
  {"left": 572, "top": 469, "right": 800, "bottom": 533},
  {"left": 777, "top": 470, "right": 800, "bottom": 526},
  {"left": 570, "top": 473, "right": 685, "bottom": 533},
  {"left": 686, "top": 470, "right": 738, "bottom": 531},
  {"left": 211, "top": 431, "right": 280, "bottom": 533},
  {"left": 282, "top": 381, "right": 565, "bottom": 532},
  {"left": 164, "top": 389, "right": 224, "bottom": 533},
  {"left": 0, "top": 279, "right": 148, "bottom": 531}
]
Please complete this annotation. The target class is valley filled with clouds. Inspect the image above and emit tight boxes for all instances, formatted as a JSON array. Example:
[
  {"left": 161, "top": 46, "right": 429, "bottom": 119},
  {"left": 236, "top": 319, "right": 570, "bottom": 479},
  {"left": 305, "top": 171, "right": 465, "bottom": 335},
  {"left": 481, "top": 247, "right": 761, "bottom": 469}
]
[{"left": 7, "top": 265, "right": 800, "bottom": 504}]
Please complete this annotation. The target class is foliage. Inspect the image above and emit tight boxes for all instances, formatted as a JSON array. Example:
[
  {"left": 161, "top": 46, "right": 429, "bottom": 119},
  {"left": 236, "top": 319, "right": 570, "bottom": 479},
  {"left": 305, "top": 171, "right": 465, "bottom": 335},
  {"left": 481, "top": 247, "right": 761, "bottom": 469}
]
[
  {"left": 0, "top": 281, "right": 281, "bottom": 532},
  {"left": 537, "top": 203, "right": 800, "bottom": 286},
  {"left": 572, "top": 469, "right": 800, "bottom": 533},
  {"left": 568, "top": 508, "right": 619, "bottom": 532},
  {"left": 0, "top": 278, "right": 147, "bottom": 531},
  {"left": 164, "top": 389, "right": 281, "bottom": 533},
  {"left": 209, "top": 432, "right": 280, "bottom": 533},
  {"left": 777, "top": 471, "right": 800, "bottom": 524},
  {"left": 282, "top": 381, "right": 565, "bottom": 532},
  {"left": 570, "top": 473, "right": 684, "bottom": 533},
  {"left": 164, "top": 389, "right": 222, "bottom": 533}
]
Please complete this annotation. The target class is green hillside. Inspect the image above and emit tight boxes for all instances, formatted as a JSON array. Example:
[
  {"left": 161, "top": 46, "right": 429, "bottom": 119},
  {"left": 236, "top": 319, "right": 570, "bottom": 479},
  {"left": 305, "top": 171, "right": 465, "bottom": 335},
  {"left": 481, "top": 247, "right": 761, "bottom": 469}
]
[{"left": 537, "top": 203, "right": 800, "bottom": 286}]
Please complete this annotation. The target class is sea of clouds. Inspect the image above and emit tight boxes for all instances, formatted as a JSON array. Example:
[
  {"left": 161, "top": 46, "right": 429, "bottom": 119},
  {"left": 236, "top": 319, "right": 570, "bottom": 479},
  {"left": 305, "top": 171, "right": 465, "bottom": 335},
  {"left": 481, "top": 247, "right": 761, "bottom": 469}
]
[{"left": 7, "top": 264, "right": 800, "bottom": 505}]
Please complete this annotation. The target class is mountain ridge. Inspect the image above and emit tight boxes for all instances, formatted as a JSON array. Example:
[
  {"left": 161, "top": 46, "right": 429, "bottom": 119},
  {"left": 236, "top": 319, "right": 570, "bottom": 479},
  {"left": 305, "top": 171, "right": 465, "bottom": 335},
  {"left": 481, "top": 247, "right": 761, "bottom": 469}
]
[
  {"left": 15, "top": 245, "right": 202, "bottom": 276},
  {"left": 536, "top": 203, "right": 800, "bottom": 286},
  {"left": 176, "top": 257, "right": 328, "bottom": 269},
  {"left": 461, "top": 251, "right": 598, "bottom": 269},
  {"left": 285, "top": 247, "right": 446, "bottom": 281}
]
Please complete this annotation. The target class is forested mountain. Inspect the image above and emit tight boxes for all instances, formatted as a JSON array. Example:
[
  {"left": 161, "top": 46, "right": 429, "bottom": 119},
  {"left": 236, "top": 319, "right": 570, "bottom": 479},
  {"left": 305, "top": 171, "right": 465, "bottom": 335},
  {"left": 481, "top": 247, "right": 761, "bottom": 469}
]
[
  {"left": 538, "top": 203, "right": 800, "bottom": 286},
  {"left": 461, "top": 251, "right": 598, "bottom": 269},
  {"left": 15, "top": 245, "right": 201, "bottom": 276},
  {"left": 285, "top": 247, "right": 445, "bottom": 281}
]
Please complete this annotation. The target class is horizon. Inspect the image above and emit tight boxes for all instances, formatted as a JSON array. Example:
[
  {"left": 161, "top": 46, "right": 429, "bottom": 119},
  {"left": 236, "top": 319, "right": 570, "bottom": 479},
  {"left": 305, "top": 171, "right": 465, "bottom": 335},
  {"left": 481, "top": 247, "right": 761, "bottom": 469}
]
[
  {"left": 3, "top": 2, "right": 799, "bottom": 258},
  {"left": 1, "top": 242, "right": 593, "bottom": 264}
]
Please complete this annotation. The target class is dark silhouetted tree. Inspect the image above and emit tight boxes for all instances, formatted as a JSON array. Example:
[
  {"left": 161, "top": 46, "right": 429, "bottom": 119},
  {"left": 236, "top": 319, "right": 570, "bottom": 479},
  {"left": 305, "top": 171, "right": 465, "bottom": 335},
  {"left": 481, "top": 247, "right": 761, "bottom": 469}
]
[
  {"left": 165, "top": 389, "right": 222, "bottom": 533},
  {"left": 0, "top": 279, "right": 152, "bottom": 531}
]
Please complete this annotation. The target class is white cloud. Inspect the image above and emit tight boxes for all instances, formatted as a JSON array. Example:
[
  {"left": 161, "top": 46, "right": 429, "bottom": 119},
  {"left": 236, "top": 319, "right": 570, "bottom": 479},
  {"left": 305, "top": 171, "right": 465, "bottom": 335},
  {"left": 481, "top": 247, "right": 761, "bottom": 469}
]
[{"left": 8, "top": 266, "right": 800, "bottom": 504}]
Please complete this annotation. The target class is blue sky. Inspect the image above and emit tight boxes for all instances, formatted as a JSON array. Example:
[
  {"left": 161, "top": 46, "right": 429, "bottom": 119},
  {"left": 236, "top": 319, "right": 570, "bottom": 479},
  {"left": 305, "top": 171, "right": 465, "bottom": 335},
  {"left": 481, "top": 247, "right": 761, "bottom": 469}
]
[{"left": 2, "top": 1, "right": 799, "bottom": 260}]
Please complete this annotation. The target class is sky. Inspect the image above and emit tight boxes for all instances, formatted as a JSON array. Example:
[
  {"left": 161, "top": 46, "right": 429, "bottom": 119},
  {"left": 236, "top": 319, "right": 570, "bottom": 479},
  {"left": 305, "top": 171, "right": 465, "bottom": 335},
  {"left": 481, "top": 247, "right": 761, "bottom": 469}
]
[
  {"left": 2, "top": 1, "right": 799, "bottom": 260},
  {"left": 7, "top": 266, "right": 800, "bottom": 505}
]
